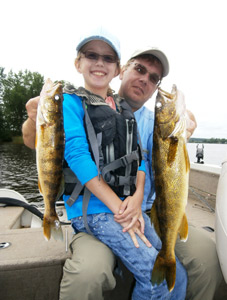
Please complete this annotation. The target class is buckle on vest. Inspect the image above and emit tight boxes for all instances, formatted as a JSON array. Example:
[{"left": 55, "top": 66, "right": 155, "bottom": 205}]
[{"left": 120, "top": 156, "right": 129, "bottom": 167}]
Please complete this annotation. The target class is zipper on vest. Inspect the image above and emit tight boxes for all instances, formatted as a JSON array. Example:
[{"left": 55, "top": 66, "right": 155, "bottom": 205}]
[{"left": 124, "top": 119, "right": 134, "bottom": 195}]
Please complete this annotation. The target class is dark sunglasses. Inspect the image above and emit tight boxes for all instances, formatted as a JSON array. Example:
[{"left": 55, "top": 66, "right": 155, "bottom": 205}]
[
  {"left": 81, "top": 50, "right": 118, "bottom": 64},
  {"left": 133, "top": 63, "right": 161, "bottom": 86}
]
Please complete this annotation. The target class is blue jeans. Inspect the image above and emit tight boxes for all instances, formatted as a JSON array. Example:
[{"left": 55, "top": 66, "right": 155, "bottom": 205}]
[{"left": 71, "top": 212, "right": 187, "bottom": 300}]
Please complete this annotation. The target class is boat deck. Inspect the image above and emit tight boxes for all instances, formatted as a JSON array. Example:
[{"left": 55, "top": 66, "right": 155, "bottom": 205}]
[
  {"left": 187, "top": 193, "right": 215, "bottom": 241},
  {"left": 1, "top": 186, "right": 227, "bottom": 299},
  {"left": 186, "top": 193, "right": 227, "bottom": 300}
]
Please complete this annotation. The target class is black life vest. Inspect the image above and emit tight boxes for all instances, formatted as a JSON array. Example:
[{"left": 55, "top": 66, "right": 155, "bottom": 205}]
[{"left": 63, "top": 86, "right": 142, "bottom": 207}]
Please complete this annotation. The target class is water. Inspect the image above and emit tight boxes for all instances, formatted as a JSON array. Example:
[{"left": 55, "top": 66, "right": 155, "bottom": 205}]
[
  {"left": 187, "top": 143, "right": 227, "bottom": 166},
  {"left": 1, "top": 143, "right": 227, "bottom": 202},
  {"left": 0, "top": 144, "right": 42, "bottom": 202}
]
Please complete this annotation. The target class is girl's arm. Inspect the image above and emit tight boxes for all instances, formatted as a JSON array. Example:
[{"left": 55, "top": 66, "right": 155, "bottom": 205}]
[
  {"left": 85, "top": 176, "right": 123, "bottom": 214},
  {"left": 114, "top": 170, "right": 145, "bottom": 230},
  {"left": 85, "top": 174, "right": 151, "bottom": 248}
]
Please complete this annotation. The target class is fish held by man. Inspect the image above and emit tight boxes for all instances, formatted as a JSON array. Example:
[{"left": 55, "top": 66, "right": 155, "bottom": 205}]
[
  {"left": 36, "top": 78, "right": 64, "bottom": 241},
  {"left": 150, "top": 85, "right": 190, "bottom": 291}
]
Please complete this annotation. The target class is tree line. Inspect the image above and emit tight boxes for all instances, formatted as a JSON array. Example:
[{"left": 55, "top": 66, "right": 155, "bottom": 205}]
[
  {"left": 1, "top": 66, "right": 226, "bottom": 143},
  {"left": 0, "top": 67, "right": 70, "bottom": 142},
  {"left": 189, "top": 137, "right": 227, "bottom": 144},
  {"left": 0, "top": 67, "right": 44, "bottom": 141}
]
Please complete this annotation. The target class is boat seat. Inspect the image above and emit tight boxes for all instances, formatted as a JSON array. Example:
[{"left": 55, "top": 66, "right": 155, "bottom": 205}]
[
  {"left": 0, "top": 188, "right": 29, "bottom": 230},
  {"left": 0, "top": 206, "right": 25, "bottom": 229},
  {"left": 0, "top": 225, "right": 72, "bottom": 300}
]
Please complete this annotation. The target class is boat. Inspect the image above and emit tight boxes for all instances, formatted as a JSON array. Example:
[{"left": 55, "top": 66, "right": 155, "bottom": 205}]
[
  {"left": 215, "top": 153, "right": 227, "bottom": 283},
  {"left": 1, "top": 159, "right": 227, "bottom": 299},
  {"left": 0, "top": 189, "right": 72, "bottom": 300},
  {"left": 189, "top": 157, "right": 227, "bottom": 280}
]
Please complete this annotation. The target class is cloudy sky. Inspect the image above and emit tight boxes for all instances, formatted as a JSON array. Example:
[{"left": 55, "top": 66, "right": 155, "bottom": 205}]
[{"left": 1, "top": 0, "right": 227, "bottom": 138}]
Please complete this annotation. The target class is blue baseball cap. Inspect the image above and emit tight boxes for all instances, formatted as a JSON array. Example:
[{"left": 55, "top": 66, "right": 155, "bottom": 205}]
[{"left": 76, "top": 26, "right": 121, "bottom": 60}]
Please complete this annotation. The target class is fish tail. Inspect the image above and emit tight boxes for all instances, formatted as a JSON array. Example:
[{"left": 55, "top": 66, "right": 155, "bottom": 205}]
[
  {"left": 43, "top": 214, "right": 63, "bottom": 241},
  {"left": 151, "top": 252, "right": 176, "bottom": 292}
]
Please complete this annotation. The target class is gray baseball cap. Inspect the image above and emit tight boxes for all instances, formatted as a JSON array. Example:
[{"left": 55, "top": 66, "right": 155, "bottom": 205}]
[
  {"left": 76, "top": 27, "right": 121, "bottom": 60},
  {"left": 130, "top": 47, "right": 169, "bottom": 77}
]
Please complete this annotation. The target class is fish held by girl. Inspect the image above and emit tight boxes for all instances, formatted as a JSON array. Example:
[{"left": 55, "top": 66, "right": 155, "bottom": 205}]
[
  {"left": 150, "top": 85, "right": 190, "bottom": 291},
  {"left": 36, "top": 78, "right": 64, "bottom": 241}
]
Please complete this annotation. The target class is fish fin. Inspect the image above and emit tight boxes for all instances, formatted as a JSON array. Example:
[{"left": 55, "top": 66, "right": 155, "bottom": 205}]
[
  {"left": 151, "top": 252, "right": 176, "bottom": 292},
  {"left": 150, "top": 202, "right": 161, "bottom": 239},
  {"left": 56, "top": 176, "right": 65, "bottom": 201},
  {"left": 178, "top": 213, "right": 188, "bottom": 241},
  {"left": 38, "top": 179, "right": 43, "bottom": 195},
  {"left": 184, "top": 143, "right": 190, "bottom": 172},
  {"left": 167, "top": 138, "right": 178, "bottom": 166},
  {"left": 43, "top": 214, "right": 63, "bottom": 241}
]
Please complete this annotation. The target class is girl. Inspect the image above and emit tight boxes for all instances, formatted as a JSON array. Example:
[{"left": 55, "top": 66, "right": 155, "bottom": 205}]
[{"left": 62, "top": 27, "right": 186, "bottom": 300}]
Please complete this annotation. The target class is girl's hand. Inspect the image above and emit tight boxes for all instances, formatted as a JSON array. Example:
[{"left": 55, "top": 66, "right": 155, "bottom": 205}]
[
  {"left": 120, "top": 219, "right": 152, "bottom": 248},
  {"left": 114, "top": 194, "right": 145, "bottom": 233}
]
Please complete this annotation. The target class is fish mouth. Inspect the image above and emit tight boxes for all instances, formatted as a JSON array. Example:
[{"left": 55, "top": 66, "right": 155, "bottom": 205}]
[{"left": 158, "top": 87, "right": 176, "bottom": 100}]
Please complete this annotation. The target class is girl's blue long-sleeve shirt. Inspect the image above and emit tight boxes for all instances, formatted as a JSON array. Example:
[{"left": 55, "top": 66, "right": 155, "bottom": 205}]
[{"left": 63, "top": 93, "right": 145, "bottom": 219}]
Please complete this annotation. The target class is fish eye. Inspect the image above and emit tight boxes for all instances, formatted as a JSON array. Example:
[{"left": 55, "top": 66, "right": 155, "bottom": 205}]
[
  {"left": 54, "top": 95, "right": 60, "bottom": 101},
  {"left": 156, "top": 101, "right": 162, "bottom": 109}
]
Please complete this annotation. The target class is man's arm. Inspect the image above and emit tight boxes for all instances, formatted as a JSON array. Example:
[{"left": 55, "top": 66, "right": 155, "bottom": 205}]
[{"left": 22, "top": 96, "right": 39, "bottom": 149}]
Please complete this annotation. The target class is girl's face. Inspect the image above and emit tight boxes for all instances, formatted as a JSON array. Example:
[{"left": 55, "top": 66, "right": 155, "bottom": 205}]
[{"left": 75, "top": 40, "right": 120, "bottom": 99}]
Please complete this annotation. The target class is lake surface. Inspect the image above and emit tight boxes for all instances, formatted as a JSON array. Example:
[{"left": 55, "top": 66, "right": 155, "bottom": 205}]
[
  {"left": 0, "top": 144, "right": 42, "bottom": 202},
  {"left": 0, "top": 143, "right": 227, "bottom": 202},
  {"left": 187, "top": 143, "right": 227, "bottom": 166}
]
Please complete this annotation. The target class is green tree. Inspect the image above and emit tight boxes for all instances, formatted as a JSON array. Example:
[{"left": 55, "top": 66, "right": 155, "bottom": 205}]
[
  {"left": 1, "top": 69, "right": 44, "bottom": 136},
  {"left": 0, "top": 67, "right": 6, "bottom": 99},
  {"left": 0, "top": 67, "right": 8, "bottom": 140}
]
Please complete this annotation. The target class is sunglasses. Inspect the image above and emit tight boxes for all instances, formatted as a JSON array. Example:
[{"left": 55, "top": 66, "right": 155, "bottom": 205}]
[
  {"left": 132, "top": 63, "right": 161, "bottom": 86},
  {"left": 81, "top": 50, "right": 118, "bottom": 64}
]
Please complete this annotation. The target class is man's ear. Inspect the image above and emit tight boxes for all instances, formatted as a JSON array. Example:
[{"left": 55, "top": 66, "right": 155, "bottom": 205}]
[
  {"left": 119, "top": 66, "right": 126, "bottom": 80},
  {"left": 114, "top": 65, "right": 121, "bottom": 77}
]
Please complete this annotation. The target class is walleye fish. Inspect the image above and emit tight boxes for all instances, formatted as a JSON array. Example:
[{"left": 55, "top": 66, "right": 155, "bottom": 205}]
[
  {"left": 36, "top": 78, "right": 64, "bottom": 241},
  {"left": 150, "top": 85, "right": 190, "bottom": 291}
]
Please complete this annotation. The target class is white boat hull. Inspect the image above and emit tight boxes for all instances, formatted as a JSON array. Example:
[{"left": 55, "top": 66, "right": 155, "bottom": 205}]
[{"left": 215, "top": 154, "right": 227, "bottom": 283}]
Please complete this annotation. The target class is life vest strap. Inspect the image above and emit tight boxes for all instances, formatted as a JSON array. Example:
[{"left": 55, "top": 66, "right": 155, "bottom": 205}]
[
  {"left": 101, "top": 150, "right": 140, "bottom": 182},
  {"left": 82, "top": 187, "right": 93, "bottom": 235},
  {"left": 66, "top": 181, "right": 84, "bottom": 207},
  {"left": 82, "top": 99, "right": 101, "bottom": 179}
]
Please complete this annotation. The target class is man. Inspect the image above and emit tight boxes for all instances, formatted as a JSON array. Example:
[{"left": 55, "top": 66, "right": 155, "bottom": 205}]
[{"left": 22, "top": 47, "right": 223, "bottom": 300}]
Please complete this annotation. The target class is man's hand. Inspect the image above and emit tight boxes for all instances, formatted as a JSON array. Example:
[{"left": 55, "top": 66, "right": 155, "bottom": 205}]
[
  {"left": 26, "top": 96, "right": 39, "bottom": 122},
  {"left": 22, "top": 96, "right": 39, "bottom": 149},
  {"left": 186, "top": 110, "right": 197, "bottom": 140}
]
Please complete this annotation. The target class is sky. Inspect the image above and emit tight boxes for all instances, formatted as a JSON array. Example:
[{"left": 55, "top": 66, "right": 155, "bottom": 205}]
[{"left": 1, "top": 0, "right": 227, "bottom": 139}]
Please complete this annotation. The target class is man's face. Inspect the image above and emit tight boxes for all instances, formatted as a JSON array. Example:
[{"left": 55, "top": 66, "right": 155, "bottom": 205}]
[{"left": 119, "top": 57, "right": 163, "bottom": 111}]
